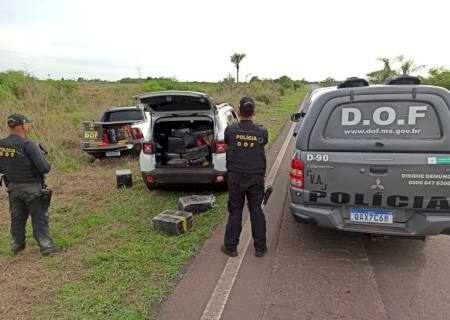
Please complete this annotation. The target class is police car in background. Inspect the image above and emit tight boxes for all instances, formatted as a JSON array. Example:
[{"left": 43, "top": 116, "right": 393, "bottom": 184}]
[
  {"left": 82, "top": 106, "right": 150, "bottom": 158},
  {"left": 290, "top": 76, "right": 450, "bottom": 236}
]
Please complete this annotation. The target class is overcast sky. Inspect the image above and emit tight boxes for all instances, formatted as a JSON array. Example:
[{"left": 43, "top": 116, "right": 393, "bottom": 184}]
[{"left": 0, "top": 0, "right": 448, "bottom": 82}]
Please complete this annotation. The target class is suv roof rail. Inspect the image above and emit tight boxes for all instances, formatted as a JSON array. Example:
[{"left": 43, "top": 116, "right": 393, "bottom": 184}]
[
  {"left": 217, "top": 103, "right": 230, "bottom": 109},
  {"left": 337, "top": 77, "right": 369, "bottom": 89},
  {"left": 107, "top": 106, "right": 141, "bottom": 111},
  {"left": 385, "top": 75, "right": 421, "bottom": 85}
]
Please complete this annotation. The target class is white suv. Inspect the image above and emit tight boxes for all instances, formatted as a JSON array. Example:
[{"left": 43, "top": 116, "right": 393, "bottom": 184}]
[{"left": 137, "top": 91, "right": 237, "bottom": 189}]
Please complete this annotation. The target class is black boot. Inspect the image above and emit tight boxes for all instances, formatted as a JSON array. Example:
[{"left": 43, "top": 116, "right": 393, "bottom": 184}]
[
  {"left": 40, "top": 246, "right": 64, "bottom": 257},
  {"left": 221, "top": 245, "right": 238, "bottom": 257},
  {"left": 11, "top": 244, "right": 26, "bottom": 255},
  {"left": 255, "top": 246, "right": 267, "bottom": 258}
]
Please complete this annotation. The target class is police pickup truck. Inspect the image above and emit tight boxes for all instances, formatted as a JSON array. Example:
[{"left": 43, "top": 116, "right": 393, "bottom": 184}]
[
  {"left": 290, "top": 76, "right": 450, "bottom": 236},
  {"left": 82, "top": 106, "right": 150, "bottom": 158}
]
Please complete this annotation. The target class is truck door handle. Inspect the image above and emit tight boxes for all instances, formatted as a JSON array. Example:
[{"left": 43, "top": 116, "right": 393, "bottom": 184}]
[{"left": 370, "top": 166, "right": 388, "bottom": 175}]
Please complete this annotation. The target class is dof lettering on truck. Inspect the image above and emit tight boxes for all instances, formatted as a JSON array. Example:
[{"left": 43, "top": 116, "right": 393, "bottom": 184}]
[
  {"left": 341, "top": 105, "right": 428, "bottom": 127},
  {"left": 324, "top": 101, "right": 441, "bottom": 140}
]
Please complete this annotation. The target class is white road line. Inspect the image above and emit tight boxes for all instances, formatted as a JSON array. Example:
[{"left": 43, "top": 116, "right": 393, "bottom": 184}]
[{"left": 200, "top": 91, "right": 310, "bottom": 320}]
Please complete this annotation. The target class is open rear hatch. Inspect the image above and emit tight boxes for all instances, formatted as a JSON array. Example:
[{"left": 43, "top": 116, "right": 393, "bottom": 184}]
[
  {"left": 82, "top": 107, "right": 146, "bottom": 156},
  {"left": 83, "top": 121, "right": 142, "bottom": 156},
  {"left": 137, "top": 91, "right": 214, "bottom": 115},
  {"left": 137, "top": 91, "right": 217, "bottom": 168}
]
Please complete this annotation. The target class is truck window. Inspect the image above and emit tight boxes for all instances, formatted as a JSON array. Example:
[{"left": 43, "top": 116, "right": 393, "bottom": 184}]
[
  {"left": 142, "top": 96, "right": 212, "bottom": 112},
  {"left": 231, "top": 111, "right": 238, "bottom": 122},
  {"left": 324, "top": 101, "right": 442, "bottom": 140},
  {"left": 103, "top": 110, "right": 144, "bottom": 122},
  {"left": 226, "top": 111, "right": 237, "bottom": 126}
]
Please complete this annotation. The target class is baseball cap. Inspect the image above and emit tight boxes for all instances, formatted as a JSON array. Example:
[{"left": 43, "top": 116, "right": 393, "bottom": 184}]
[
  {"left": 239, "top": 96, "right": 255, "bottom": 110},
  {"left": 7, "top": 113, "right": 32, "bottom": 128}
]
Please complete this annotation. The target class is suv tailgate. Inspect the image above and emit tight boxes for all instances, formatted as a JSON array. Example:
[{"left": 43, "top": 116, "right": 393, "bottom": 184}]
[{"left": 301, "top": 151, "right": 450, "bottom": 212}]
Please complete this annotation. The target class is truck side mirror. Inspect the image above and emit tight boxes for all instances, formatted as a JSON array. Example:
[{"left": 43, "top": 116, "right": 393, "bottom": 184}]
[{"left": 291, "top": 112, "right": 305, "bottom": 122}]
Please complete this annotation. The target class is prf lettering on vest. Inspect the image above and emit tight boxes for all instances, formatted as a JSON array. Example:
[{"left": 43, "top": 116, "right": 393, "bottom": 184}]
[
  {"left": 0, "top": 147, "right": 16, "bottom": 158},
  {"left": 236, "top": 134, "right": 257, "bottom": 148}
]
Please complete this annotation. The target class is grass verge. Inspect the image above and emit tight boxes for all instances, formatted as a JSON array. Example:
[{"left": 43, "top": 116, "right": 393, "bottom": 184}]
[
  {"left": 0, "top": 79, "right": 308, "bottom": 319},
  {"left": 259, "top": 86, "right": 308, "bottom": 142},
  {"left": 36, "top": 170, "right": 228, "bottom": 319}
]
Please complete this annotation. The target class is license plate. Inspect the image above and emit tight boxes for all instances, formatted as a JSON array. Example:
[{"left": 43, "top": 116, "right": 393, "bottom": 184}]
[
  {"left": 350, "top": 209, "right": 393, "bottom": 224},
  {"left": 106, "top": 151, "right": 121, "bottom": 157}
]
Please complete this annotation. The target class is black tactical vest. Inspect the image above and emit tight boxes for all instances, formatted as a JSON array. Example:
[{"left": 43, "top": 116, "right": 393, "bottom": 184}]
[
  {"left": 0, "top": 135, "right": 44, "bottom": 183},
  {"left": 225, "top": 121, "right": 267, "bottom": 175}
]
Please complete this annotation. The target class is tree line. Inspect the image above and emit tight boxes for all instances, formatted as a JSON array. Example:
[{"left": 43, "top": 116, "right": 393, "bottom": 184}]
[
  {"left": 366, "top": 55, "right": 449, "bottom": 89},
  {"left": 32, "top": 51, "right": 450, "bottom": 90},
  {"left": 318, "top": 55, "right": 449, "bottom": 89}
]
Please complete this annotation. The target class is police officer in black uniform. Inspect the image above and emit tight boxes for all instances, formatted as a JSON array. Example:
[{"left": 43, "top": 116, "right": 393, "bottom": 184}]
[
  {"left": 0, "top": 114, "right": 61, "bottom": 256},
  {"left": 222, "top": 97, "right": 268, "bottom": 258}
]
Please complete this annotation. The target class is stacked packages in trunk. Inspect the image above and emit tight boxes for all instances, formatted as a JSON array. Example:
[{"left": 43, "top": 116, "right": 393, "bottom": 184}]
[{"left": 164, "top": 129, "right": 213, "bottom": 167}]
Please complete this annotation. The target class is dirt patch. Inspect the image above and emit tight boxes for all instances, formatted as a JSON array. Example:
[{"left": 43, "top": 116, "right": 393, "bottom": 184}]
[
  {"left": 0, "top": 250, "right": 53, "bottom": 319},
  {"left": 0, "top": 193, "right": 9, "bottom": 225},
  {"left": 47, "top": 159, "right": 133, "bottom": 201},
  {"left": 0, "top": 158, "right": 140, "bottom": 319}
]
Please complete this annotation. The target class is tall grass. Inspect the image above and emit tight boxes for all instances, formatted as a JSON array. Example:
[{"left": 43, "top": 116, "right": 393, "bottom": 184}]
[
  {"left": 0, "top": 70, "right": 308, "bottom": 319},
  {"left": 0, "top": 71, "right": 141, "bottom": 169},
  {"left": 0, "top": 71, "right": 304, "bottom": 170}
]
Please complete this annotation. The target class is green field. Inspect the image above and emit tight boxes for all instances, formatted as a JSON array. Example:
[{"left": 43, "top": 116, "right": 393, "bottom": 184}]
[{"left": 0, "top": 72, "right": 307, "bottom": 319}]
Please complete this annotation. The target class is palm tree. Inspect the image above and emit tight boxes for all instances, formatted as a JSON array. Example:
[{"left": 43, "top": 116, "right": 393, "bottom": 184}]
[
  {"left": 230, "top": 53, "right": 246, "bottom": 83},
  {"left": 367, "top": 57, "right": 397, "bottom": 83},
  {"left": 395, "top": 55, "right": 426, "bottom": 75},
  {"left": 368, "top": 55, "right": 427, "bottom": 84},
  {"left": 377, "top": 57, "right": 394, "bottom": 74}
]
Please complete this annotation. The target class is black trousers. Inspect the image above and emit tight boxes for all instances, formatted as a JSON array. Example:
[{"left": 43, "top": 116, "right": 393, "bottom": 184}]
[
  {"left": 8, "top": 183, "right": 55, "bottom": 252},
  {"left": 224, "top": 173, "right": 267, "bottom": 251}
]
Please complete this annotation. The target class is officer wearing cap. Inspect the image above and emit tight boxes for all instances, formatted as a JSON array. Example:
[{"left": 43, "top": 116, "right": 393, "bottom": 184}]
[
  {"left": 222, "top": 97, "right": 268, "bottom": 258},
  {"left": 0, "top": 114, "right": 61, "bottom": 256}
]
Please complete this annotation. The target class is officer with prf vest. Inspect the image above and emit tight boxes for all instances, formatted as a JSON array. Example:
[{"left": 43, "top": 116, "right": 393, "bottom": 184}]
[
  {"left": 222, "top": 97, "right": 268, "bottom": 258},
  {"left": 0, "top": 114, "right": 61, "bottom": 256}
]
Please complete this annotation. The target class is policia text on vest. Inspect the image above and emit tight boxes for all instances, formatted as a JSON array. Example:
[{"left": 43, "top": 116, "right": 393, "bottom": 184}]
[{"left": 0, "top": 113, "right": 61, "bottom": 256}]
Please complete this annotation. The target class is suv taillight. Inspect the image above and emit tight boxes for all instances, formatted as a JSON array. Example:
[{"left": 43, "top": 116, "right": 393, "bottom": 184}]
[
  {"left": 215, "top": 141, "right": 227, "bottom": 154},
  {"left": 143, "top": 143, "right": 153, "bottom": 155},
  {"left": 132, "top": 128, "right": 143, "bottom": 139},
  {"left": 290, "top": 157, "right": 304, "bottom": 189}
]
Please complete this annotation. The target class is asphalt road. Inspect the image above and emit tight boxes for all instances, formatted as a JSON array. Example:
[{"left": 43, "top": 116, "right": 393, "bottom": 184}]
[{"left": 156, "top": 90, "right": 450, "bottom": 320}]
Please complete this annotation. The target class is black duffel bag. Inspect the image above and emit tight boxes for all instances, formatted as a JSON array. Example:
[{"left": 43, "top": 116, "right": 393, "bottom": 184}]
[{"left": 185, "top": 145, "right": 209, "bottom": 160}]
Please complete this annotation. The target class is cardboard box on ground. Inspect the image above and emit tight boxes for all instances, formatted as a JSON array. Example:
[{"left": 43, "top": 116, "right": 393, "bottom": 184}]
[
  {"left": 153, "top": 210, "right": 193, "bottom": 235},
  {"left": 153, "top": 195, "right": 216, "bottom": 235},
  {"left": 116, "top": 169, "right": 133, "bottom": 188}
]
